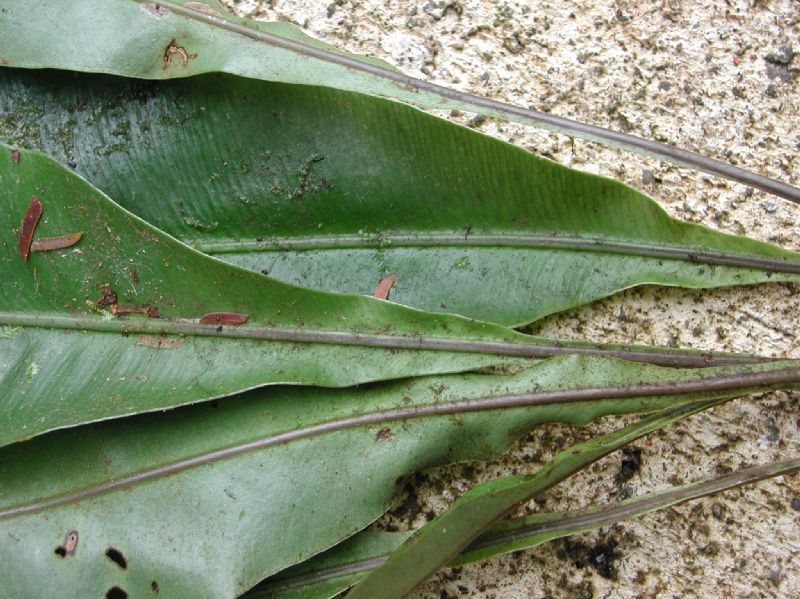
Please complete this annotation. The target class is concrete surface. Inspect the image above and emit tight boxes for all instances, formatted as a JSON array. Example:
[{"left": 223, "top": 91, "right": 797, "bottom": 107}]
[{"left": 223, "top": 1, "right": 800, "bottom": 597}]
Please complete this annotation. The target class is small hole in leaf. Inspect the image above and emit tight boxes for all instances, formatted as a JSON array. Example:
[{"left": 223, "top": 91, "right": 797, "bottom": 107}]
[
  {"left": 105, "top": 587, "right": 128, "bottom": 599},
  {"left": 151, "top": 580, "right": 159, "bottom": 593},
  {"left": 105, "top": 547, "right": 127, "bottom": 569},
  {"left": 54, "top": 546, "right": 66, "bottom": 558}
]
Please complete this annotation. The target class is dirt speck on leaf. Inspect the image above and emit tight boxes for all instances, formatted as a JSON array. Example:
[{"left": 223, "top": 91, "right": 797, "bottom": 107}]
[
  {"left": 375, "top": 427, "right": 394, "bottom": 442},
  {"left": 96, "top": 287, "right": 118, "bottom": 308},
  {"left": 136, "top": 335, "right": 185, "bottom": 349}
]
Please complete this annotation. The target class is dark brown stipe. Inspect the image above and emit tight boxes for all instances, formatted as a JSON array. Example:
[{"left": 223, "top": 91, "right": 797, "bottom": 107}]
[
  {"left": 1, "top": 366, "right": 798, "bottom": 520},
  {"left": 18, "top": 196, "right": 42, "bottom": 262},
  {"left": 199, "top": 312, "right": 249, "bottom": 325},
  {"left": 30, "top": 232, "right": 83, "bottom": 252},
  {"left": 157, "top": 0, "right": 800, "bottom": 204},
  {"left": 374, "top": 274, "right": 397, "bottom": 300}
]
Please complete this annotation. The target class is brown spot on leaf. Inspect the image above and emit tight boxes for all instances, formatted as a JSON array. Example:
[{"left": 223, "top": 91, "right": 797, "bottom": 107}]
[
  {"left": 163, "top": 39, "right": 197, "bottom": 69},
  {"left": 199, "top": 312, "right": 249, "bottom": 325},
  {"left": 54, "top": 530, "right": 79, "bottom": 557},
  {"left": 374, "top": 273, "right": 397, "bottom": 300},
  {"left": 136, "top": 335, "right": 185, "bottom": 350},
  {"left": 97, "top": 287, "right": 118, "bottom": 308},
  {"left": 11, "top": 148, "right": 19, "bottom": 164},
  {"left": 375, "top": 427, "right": 393, "bottom": 442},
  {"left": 18, "top": 196, "right": 43, "bottom": 262},
  {"left": 30, "top": 232, "right": 82, "bottom": 252}
]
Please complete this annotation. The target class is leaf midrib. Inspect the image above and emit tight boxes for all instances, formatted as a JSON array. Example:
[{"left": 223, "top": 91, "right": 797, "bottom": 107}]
[
  {"left": 0, "top": 312, "right": 769, "bottom": 367},
  {"left": 3, "top": 366, "right": 797, "bottom": 519},
  {"left": 191, "top": 232, "right": 800, "bottom": 274}
]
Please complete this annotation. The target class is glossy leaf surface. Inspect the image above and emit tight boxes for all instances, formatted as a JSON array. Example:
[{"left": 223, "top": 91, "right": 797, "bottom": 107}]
[
  {"left": 3, "top": 69, "right": 800, "bottom": 326},
  {"left": 4, "top": 143, "right": 779, "bottom": 446}
]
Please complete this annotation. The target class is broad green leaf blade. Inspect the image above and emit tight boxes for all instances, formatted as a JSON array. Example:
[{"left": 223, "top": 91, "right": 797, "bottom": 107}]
[
  {"left": 1, "top": 0, "right": 798, "bottom": 203},
  {"left": 1, "top": 357, "right": 797, "bottom": 598},
  {"left": 253, "top": 457, "right": 800, "bottom": 599},
  {"left": 1, "top": 143, "right": 776, "bottom": 446},
  {"left": 346, "top": 398, "right": 741, "bottom": 599},
  {"left": 3, "top": 71, "right": 800, "bottom": 326}
]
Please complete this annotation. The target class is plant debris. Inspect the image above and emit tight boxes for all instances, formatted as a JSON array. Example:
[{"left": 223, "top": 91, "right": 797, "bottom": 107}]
[
  {"left": 374, "top": 273, "right": 398, "bottom": 300},
  {"left": 30, "top": 232, "right": 83, "bottom": 252},
  {"left": 199, "top": 312, "right": 249, "bottom": 325},
  {"left": 18, "top": 196, "right": 43, "bottom": 262},
  {"left": 96, "top": 287, "right": 118, "bottom": 308},
  {"left": 112, "top": 304, "right": 160, "bottom": 318}
]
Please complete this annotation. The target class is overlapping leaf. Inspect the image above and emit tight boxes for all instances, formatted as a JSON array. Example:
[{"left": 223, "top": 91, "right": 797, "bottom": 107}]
[
  {"left": 2, "top": 69, "right": 800, "bottom": 326},
  {"left": 5, "top": 144, "right": 775, "bottom": 446},
  {"left": 3, "top": 0, "right": 800, "bottom": 204},
  {"left": 1, "top": 355, "right": 796, "bottom": 598},
  {"left": 1, "top": 4, "right": 798, "bottom": 597},
  {"left": 346, "top": 399, "right": 735, "bottom": 598},
  {"left": 254, "top": 457, "right": 800, "bottom": 599}
]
